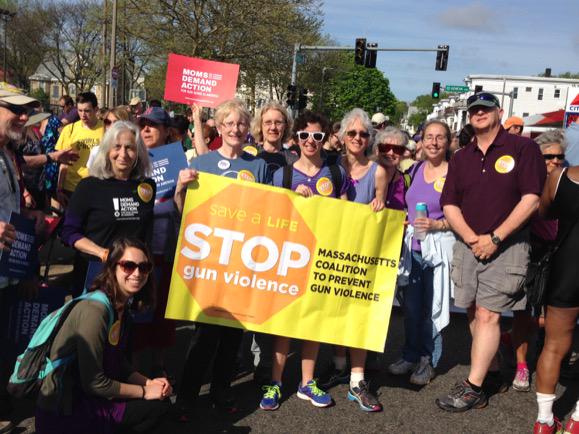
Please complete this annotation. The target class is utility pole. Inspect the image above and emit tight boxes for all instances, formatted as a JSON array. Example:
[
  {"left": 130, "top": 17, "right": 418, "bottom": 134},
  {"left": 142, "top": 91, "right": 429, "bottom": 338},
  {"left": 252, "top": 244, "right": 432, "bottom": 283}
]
[
  {"left": 102, "top": 0, "right": 108, "bottom": 106},
  {"left": 0, "top": 7, "right": 16, "bottom": 83},
  {"left": 108, "top": 0, "right": 117, "bottom": 108}
]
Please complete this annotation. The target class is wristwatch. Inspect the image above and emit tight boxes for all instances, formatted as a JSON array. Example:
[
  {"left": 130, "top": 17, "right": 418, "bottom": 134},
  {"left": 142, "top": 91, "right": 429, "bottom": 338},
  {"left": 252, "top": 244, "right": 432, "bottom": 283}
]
[{"left": 490, "top": 231, "right": 501, "bottom": 246}]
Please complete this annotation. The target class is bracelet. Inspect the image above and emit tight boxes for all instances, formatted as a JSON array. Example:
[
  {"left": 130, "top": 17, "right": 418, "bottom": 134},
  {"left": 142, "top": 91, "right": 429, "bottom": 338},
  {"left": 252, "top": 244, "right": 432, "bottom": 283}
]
[
  {"left": 100, "top": 249, "right": 109, "bottom": 263},
  {"left": 141, "top": 385, "right": 146, "bottom": 399}
]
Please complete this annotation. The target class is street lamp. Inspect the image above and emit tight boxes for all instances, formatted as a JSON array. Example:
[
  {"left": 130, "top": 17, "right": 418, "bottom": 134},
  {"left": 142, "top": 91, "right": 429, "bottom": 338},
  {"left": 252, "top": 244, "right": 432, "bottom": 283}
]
[
  {"left": 0, "top": 7, "right": 16, "bottom": 83},
  {"left": 320, "top": 67, "right": 333, "bottom": 113}
]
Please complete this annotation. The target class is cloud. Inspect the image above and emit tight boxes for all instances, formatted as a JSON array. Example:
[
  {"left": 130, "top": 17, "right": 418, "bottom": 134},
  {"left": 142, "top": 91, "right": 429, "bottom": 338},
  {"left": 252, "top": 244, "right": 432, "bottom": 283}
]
[{"left": 438, "top": 2, "right": 500, "bottom": 31}]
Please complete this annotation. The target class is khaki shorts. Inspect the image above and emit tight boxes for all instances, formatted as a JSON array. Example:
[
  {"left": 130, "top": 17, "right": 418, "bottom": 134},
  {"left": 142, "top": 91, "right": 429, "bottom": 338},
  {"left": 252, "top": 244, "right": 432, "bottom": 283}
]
[{"left": 451, "top": 232, "right": 530, "bottom": 312}]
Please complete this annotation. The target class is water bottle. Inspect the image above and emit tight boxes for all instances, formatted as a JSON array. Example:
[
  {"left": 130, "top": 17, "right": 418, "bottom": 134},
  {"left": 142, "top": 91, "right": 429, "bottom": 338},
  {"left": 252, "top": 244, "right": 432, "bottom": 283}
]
[{"left": 414, "top": 202, "right": 428, "bottom": 241}]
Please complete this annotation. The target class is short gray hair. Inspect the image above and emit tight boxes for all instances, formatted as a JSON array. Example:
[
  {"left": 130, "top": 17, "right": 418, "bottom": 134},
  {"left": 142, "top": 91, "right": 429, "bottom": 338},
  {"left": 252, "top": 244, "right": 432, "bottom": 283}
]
[
  {"left": 338, "top": 108, "right": 374, "bottom": 146},
  {"left": 90, "top": 121, "right": 151, "bottom": 180},
  {"left": 375, "top": 126, "right": 408, "bottom": 148},
  {"left": 535, "top": 129, "right": 567, "bottom": 151}
]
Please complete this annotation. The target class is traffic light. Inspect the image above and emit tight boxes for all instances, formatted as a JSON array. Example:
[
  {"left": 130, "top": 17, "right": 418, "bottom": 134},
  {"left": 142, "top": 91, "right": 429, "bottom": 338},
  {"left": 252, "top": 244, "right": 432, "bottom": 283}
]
[
  {"left": 435, "top": 44, "right": 449, "bottom": 71},
  {"left": 474, "top": 85, "right": 483, "bottom": 93},
  {"left": 432, "top": 82, "right": 441, "bottom": 99},
  {"left": 365, "top": 43, "right": 377, "bottom": 68},
  {"left": 298, "top": 88, "right": 308, "bottom": 110},
  {"left": 286, "top": 84, "right": 297, "bottom": 108},
  {"left": 355, "top": 38, "right": 366, "bottom": 65}
]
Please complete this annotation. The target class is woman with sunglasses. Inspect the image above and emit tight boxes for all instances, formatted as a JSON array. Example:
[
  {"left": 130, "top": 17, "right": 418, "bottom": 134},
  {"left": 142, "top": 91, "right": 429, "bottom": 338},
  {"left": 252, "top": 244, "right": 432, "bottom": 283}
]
[
  {"left": 375, "top": 126, "right": 409, "bottom": 210},
  {"left": 315, "top": 108, "right": 385, "bottom": 412},
  {"left": 174, "top": 99, "right": 268, "bottom": 416},
  {"left": 61, "top": 121, "right": 155, "bottom": 297},
  {"left": 389, "top": 120, "right": 454, "bottom": 386},
  {"left": 35, "top": 237, "right": 172, "bottom": 433},
  {"left": 258, "top": 111, "right": 348, "bottom": 412}
]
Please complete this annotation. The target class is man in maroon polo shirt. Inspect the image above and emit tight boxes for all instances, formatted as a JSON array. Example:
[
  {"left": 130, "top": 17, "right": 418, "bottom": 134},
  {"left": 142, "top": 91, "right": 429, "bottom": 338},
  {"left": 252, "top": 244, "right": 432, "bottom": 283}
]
[{"left": 435, "top": 92, "right": 546, "bottom": 412}]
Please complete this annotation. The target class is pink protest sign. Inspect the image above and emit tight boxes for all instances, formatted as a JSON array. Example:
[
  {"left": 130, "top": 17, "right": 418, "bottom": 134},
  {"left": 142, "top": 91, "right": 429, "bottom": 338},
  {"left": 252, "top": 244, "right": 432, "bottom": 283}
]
[{"left": 163, "top": 53, "right": 240, "bottom": 108}]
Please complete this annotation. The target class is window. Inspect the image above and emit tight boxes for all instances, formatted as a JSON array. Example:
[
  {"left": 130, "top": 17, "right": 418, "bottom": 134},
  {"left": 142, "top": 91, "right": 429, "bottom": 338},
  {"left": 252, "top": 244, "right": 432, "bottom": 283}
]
[
  {"left": 538, "top": 88, "right": 544, "bottom": 100},
  {"left": 51, "top": 85, "right": 59, "bottom": 98},
  {"left": 525, "top": 87, "right": 532, "bottom": 92},
  {"left": 523, "top": 112, "right": 529, "bottom": 117},
  {"left": 554, "top": 89, "right": 561, "bottom": 98},
  {"left": 512, "top": 87, "right": 518, "bottom": 99},
  {"left": 68, "top": 84, "right": 76, "bottom": 96}
]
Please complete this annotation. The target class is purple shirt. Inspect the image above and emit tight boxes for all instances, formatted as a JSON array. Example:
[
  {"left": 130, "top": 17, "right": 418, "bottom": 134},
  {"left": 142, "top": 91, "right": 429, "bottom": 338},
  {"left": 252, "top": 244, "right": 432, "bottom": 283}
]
[
  {"left": 59, "top": 107, "right": 79, "bottom": 124},
  {"left": 406, "top": 163, "right": 445, "bottom": 250},
  {"left": 440, "top": 127, "right": 546, "bottom": 234},
  {"left": 272, "top": 163, "right": 349, "bottom": 198},
  {"left": 386, "top": 172, "right": 406, "bottom": 211}
]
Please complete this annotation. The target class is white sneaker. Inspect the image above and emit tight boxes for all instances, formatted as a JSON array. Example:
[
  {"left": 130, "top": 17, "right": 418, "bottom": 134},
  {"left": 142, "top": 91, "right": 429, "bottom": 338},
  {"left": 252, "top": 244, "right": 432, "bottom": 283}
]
[
  {"left": 388, "top": 358, "right": 416, "bottom": 375},
  {"left": 409, "top": 356, "right": 435, "bottom": 385}
]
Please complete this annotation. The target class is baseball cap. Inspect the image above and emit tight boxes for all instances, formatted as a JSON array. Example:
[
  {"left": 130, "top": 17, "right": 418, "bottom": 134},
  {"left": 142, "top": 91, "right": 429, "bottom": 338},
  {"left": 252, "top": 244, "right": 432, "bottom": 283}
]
[
  {"left": 138, "top": 106, "right": 170, "bottom": 126},
  {"left": 371, "top": 112, "right": 389, "bottom": 126},
  {"left": 129, "top": 96, "right": 141, "bottom": 106},
  {"left": 467, "top": 92, "right": 500, "bottom": 110},
  {"left": 0, "top": 82, "right": 40, "bottom": 107},
  {"left": 504, "top": 116, "right": 524, "bottom": 130}
]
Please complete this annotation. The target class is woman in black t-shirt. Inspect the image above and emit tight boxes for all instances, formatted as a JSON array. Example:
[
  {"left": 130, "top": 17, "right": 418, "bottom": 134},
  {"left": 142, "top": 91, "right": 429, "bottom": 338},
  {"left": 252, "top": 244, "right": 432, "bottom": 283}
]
[{"left": 61, "top": 121, "right": 155, "bottom": 295}]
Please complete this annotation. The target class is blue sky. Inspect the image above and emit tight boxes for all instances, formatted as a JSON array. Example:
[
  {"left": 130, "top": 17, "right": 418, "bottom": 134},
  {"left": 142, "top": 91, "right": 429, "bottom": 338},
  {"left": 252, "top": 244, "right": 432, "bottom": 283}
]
[{"left": 321, "top": 0, "right": 579, "bottom": 102}]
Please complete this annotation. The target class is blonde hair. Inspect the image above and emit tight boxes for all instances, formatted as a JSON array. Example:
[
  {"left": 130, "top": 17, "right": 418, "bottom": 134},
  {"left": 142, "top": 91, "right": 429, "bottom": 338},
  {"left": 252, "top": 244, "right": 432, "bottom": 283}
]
[
  {"left": 214, "top": 98, "right": 251, "bottom": 127},
  {"left": 251, "top": 101, "right": 293, "bottom": 144}
]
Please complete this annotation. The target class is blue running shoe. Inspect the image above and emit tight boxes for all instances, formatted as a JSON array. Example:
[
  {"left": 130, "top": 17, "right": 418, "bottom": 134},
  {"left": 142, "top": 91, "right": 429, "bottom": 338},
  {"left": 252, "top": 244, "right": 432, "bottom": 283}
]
[
  {"left": 296, "top": 380, "right": 332, "bottom": 407},
  {"left": 260, "top": 383, "right": 281, "bottom": 411}
]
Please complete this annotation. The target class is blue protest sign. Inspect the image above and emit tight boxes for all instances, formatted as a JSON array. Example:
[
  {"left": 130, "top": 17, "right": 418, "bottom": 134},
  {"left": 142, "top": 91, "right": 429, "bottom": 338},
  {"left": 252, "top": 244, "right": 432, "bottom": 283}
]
[
  {"left": 148, "top": 142, "right": 188, "bottom": 201},
  {"left": 0, "top": 212, "right": 37, "bottom": 279}
]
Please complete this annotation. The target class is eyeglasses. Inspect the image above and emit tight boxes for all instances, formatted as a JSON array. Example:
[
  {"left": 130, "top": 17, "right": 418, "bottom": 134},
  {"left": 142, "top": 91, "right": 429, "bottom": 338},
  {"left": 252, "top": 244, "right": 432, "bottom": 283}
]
[
  {"left": 103, "top": 118, "right": 113, "bottom": 126},
  {"left": 222, "top": 121, "right": 249, "bottom": 130},
  {"left": 543, "top": 153, "right": 565, "bottom": 160},
  {"left": 467, "top": 92, "right": 500, "bottom": 109},
  {"left": 423, "top": 135, "right": 447, "bottom": 143},
  {"left": 346, "top": 130, "right": 370, "bottom": 139},
  {"left": 117, "top": 260, "right": 153, "bottom": 274},
  {"left": 297, "top": 131, "right": 325, "bottom": 142},
  {"left": 263, "top": 120, "right": 285, "bottom": 128},
  {"left": 378, "top": 143, "right": 405, "bottom": 155}
]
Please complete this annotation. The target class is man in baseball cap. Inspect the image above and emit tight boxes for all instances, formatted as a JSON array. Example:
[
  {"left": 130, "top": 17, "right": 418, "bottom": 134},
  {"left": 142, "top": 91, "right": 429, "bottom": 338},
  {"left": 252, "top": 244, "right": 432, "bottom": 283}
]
[
  {"left": 503, "top": 116, "right": 524, "bottom": 136},
  {"left": 129, "top": 96, "right": 144, "bottom": 118},
  {"left": 371, "top": 112, "right": 389, "bottom": 130}
]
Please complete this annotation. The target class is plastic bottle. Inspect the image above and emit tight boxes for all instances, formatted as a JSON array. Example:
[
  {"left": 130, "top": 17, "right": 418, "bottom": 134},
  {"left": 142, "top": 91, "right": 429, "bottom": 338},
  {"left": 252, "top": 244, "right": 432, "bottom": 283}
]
[{"left": 414, "top": 202, "right": 428, "bottom": 241}]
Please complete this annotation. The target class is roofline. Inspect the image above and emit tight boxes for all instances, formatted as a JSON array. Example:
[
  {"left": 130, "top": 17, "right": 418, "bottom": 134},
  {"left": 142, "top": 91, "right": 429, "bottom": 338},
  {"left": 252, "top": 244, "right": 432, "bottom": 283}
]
[{"left": 465, "top": 74, "right": 579, "bottom": 84}]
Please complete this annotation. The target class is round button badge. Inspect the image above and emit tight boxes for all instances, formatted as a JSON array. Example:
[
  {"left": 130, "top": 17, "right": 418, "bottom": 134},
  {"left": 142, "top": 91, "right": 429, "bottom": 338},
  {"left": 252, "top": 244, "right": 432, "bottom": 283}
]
[
  {"left": 217, "top": 159, "right": 231, "bottom": 170},
  {"left": 495, "top": 155, "right": 515, "bottom": 174}
]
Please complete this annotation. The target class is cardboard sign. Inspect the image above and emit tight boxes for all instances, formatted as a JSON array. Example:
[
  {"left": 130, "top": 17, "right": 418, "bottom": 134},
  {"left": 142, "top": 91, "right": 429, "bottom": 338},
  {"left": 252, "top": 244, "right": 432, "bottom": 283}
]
[
  {"left": 148, "top": 142, "right": 188, "bottom": 201},
  {"left": 163, "top": 53, "right": 240, "bottom": 108},
  {"left": 0, "top": 212, "right": 37, "bottom": 279},
  {"left": 166, "top": 173, "right": 405, "bottom": 352},
  {"left": 565, "top": 90, "right": 579, "bottom": 127}
]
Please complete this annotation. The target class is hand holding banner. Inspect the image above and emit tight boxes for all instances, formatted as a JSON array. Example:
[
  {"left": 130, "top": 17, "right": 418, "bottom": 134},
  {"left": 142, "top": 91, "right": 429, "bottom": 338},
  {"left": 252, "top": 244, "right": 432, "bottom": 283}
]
[
  {"left": 163, "top": 53, "right": 240, "bottom": 108},
  {"left": 166, "top": 173, "right": 405, "bottom": 352}
]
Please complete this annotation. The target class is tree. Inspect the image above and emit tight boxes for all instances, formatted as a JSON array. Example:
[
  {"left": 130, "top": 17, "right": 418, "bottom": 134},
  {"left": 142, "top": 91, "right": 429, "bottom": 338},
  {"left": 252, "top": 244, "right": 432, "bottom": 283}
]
[
  {"left": 406, "top": 92, "right": 448, "bottom": 128},
  {"left": 323, "top": 64, "right": 397, "bottom": 122}
]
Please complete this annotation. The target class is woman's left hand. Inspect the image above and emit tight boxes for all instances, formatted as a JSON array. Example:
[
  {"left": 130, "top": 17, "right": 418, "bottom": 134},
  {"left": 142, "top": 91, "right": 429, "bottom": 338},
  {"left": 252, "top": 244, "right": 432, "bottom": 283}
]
[
  {"left": 413, "top": 217, "right": 438, "bottom": 232},
  {"left": 147, "top": 377, "right": 172, "bottom": 398},
  {"left": 370, "top": 197, "right": 385, "bottom": 212}
]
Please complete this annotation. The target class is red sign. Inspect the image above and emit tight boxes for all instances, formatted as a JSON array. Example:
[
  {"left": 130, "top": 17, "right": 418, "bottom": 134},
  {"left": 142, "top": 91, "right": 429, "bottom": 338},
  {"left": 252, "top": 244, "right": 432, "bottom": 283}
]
[{"left": 163, "top": 53, "right": 240, "bottom": 108}]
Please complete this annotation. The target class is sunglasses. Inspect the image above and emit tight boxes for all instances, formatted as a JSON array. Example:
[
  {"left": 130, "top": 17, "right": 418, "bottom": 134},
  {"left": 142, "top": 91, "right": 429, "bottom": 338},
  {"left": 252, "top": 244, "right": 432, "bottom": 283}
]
[
  {"left": 1, "top": 103, "right": 33, "bottom": 116},
  {"left": 103, "top": 118, "right": 113, "bottom": 126},
  {"left": 543, "top": 154, "right": 565, "bottom": 160},
  {"left": 117, "top": 260, "right": 153, "bottom": 274},
  {"left": 467, "top": 92, "right": 500, "bottom": 109},
  {"left": 346, "top": 130, "right": 371, "bottom": 139},
  {"left": 378, "top": 143, "right": 405, "bottom": 155},
  {"left": 297, "top": 131, "right": 325, "bottom": 142}
]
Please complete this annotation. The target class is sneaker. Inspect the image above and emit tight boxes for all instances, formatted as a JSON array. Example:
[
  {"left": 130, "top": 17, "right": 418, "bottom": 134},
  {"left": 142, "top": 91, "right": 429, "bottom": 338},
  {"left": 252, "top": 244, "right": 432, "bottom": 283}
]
[
  {"left": 483, "top": 370, "right": 509, "bottom": 395},
  {"left": 388, "top": 358, "right": 416, "bottom": 375},
  {"left": 296, "top": 380, "right": 332, "bottom": 408},
  {"left": 410, "top": 356, "right": 435, "bottom": 386},
  {"left": 318, "top": 366, "right": 350, "bottom": 390},
  {"left": 347, "top": 380, "right": 382, "bottom": 412},
  {"left": 564, "top": 417, "right": 579, "bottom": 433},
  {"left": 533, "top": 418, "right": 562, "bottom": 434},
  {"left": 259, "top": 383, "right": 281, "bottom": 411},
  {"left": 435, "top": 380, "right": 488, "bottom": 412},
  {"left": 512, "top": 367, "right": 531, "bottom": 392},
  {"left": 209, "top": 389, "right": 237, "bottom": 413}
]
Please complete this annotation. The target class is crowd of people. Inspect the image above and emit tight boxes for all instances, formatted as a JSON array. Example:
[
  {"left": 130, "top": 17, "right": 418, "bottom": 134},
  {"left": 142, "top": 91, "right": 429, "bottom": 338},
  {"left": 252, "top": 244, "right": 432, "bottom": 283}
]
[{"left": 0, "top": 81, "right": 578, "bottom": 433}]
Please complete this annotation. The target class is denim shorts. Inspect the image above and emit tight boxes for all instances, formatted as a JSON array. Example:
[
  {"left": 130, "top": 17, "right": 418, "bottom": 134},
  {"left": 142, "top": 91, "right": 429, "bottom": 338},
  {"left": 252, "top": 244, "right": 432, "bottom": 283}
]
[{"left": 451, "top": 232, "right": 530, "bottom": 312}]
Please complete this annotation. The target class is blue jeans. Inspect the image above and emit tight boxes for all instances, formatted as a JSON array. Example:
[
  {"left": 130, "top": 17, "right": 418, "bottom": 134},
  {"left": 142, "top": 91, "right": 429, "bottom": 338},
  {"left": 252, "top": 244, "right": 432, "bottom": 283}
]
[{"left": 401, "top": 251, "right": 442, "bottom": 367}]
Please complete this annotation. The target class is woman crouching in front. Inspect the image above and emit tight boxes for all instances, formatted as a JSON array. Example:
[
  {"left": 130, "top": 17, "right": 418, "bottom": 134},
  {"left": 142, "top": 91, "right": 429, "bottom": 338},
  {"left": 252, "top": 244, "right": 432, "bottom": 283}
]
[{"left": 35, "top": 238, "right": 172, "bottom": 434}]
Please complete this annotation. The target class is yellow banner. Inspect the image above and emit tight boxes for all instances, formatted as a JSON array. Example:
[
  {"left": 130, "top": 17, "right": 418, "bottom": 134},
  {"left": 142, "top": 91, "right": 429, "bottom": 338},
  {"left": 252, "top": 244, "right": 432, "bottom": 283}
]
[{"left": 166, "top": 173, "right": 405, "bottom": 352}]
